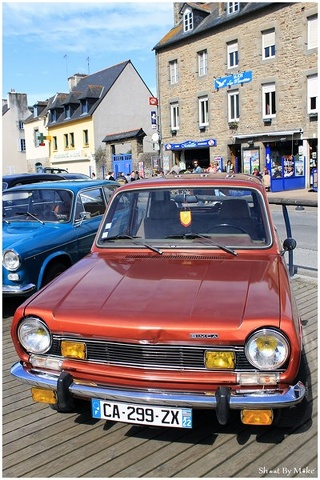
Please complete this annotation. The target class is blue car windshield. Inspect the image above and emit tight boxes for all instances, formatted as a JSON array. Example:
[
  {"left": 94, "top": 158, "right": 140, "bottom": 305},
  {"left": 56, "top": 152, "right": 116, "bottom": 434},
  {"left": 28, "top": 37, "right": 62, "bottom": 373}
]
[{"left": 3, "top": 189, "right": 73, "bottom": 222}]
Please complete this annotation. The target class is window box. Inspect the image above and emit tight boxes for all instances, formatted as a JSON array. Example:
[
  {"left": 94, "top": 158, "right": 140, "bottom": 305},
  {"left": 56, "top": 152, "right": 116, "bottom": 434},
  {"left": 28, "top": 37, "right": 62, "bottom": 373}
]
[
  {"left": 263, "top": 118, "right": 272, "bottom": 125},
  {"left": 228, "top": 121, "right": 238, "bottom": 129}
]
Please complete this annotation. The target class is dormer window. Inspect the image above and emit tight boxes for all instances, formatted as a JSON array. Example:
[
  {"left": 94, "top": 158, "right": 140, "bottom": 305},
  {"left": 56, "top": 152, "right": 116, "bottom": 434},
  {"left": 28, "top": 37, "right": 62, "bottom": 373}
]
[
  {"left": 51, "top": 110, "right": 57, "bottom": 123},
  {"left": 65, "top": 104, "right": 71, "bottom": 119},
  {"left": 183, "top": 7, "right": 193, "bottom": 32},
  {"left": 227, "top": 2, "right": 240, "bottom": 15},
  {"left": 80, "top": 99, "right": 88, "bottom": 115}
]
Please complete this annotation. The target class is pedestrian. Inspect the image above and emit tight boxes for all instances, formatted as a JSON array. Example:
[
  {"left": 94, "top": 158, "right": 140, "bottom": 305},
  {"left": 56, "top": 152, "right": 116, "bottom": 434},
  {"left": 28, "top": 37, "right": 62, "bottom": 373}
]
[
  {"left": 106, "top": 171, "right": 115, "bottom": 181},
  {"left": 225, "top": 160, "right": 234, "bottom": 173},
  {"left": 262, "top": 166, "right": 271, "bottom": 191},
  {"left": 252, "top": 167, "right": 262, "bottom": 178},
  {"left": 116, "top": 172, "right": 128, "bottom": 185},
  {"left": 192, "top": 160, "right": 203, "bottom": 173}
]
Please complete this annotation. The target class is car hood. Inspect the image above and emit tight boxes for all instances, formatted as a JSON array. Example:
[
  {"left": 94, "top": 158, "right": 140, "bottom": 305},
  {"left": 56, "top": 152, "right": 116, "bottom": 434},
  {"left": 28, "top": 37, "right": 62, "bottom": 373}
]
[
  {"left": 24, "top": 253, "right": 293, "bottom": 343},
  {"left": 3, "top": 222, "right": 65, "bottom": 254}
]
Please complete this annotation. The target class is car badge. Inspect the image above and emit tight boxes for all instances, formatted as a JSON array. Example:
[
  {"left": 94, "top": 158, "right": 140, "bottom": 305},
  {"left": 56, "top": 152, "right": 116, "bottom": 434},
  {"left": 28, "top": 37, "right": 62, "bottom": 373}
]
[{"left": 190, "top": 333, "right": 219, "bottom": 339}]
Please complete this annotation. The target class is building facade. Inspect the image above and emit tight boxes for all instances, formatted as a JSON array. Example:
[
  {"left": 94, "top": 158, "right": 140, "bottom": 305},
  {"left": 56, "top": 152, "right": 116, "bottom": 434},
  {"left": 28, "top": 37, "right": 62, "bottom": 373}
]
[
  {"left": 154, "top": 2, "right": 318, "bottom": 190},
  {"left": 2, "top": 91, "right": 33, "bottom": 174},
  {"left": 23, "top": 61, "right": 156, "bottom": 177}
]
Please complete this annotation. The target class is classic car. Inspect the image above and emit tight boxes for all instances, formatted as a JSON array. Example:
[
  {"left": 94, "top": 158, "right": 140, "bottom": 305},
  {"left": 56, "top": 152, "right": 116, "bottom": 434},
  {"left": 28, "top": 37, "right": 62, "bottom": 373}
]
[
  {"left": 2, "top": 173, "right": 65, "bottom": 190},
  {"left": 3, "top": 179, "right": 118, "bottom": 296},
  {"left": 11, "top": 173, "right": 306, "bottom": 429}
]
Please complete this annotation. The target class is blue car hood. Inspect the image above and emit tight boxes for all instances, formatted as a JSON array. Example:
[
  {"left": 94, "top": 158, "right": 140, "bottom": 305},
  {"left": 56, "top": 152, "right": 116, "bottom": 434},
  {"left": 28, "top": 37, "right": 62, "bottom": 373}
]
[{"left": 3, "top": 222, "right": 64, "bottom": 254}]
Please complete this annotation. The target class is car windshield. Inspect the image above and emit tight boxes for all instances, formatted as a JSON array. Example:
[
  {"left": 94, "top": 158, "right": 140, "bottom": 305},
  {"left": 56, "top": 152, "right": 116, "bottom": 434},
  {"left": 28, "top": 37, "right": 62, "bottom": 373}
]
[
  {"left": 3, "top": 188, "right": 73, "bottom": 222},
  {"left": 97, "top": 186, "right": 271, "bottom": 249}
]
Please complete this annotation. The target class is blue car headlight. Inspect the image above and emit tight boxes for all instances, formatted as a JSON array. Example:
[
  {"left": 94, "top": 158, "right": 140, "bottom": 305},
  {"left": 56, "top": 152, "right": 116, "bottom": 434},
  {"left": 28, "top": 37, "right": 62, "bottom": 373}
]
[{"left": 3, "top": 249, "right": 21, "bottom": 271}]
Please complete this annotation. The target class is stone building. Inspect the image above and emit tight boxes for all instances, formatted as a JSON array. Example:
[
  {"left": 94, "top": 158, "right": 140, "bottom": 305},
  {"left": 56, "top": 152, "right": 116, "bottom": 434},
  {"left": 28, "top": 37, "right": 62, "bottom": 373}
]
[{"left": 154, "top": 2, "right": 318, "bottom": 190}]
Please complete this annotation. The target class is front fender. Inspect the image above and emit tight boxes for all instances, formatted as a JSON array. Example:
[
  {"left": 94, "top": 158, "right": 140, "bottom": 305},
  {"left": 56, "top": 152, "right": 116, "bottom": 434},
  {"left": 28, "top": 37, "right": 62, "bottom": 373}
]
[{"left": 37, "top": 251, "right": 73, "bottom": 290}]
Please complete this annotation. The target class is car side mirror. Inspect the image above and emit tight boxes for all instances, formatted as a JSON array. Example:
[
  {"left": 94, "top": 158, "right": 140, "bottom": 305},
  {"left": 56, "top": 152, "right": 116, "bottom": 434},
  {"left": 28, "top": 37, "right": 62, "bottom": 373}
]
[
  {"left": 281, "top": 238, "right": 297, "bottom": 255},
  {"left": 80, "top": 211, "right": 91, "bottom": 220}
]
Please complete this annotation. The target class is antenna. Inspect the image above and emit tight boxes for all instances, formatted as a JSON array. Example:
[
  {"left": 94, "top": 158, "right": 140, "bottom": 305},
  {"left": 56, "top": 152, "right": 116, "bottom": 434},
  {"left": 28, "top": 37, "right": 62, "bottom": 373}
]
[
  {"left": 64, "top": 54, "right": 68, "bottom": 77},
  {"left": 87, "top": 56, "right": 90, "bottom": 74}
]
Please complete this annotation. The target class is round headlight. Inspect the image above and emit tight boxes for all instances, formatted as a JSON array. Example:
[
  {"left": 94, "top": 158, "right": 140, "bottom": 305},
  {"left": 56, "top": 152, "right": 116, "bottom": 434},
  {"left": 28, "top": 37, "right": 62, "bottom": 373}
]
[
  {"left": 245, "top": 329, "right": 289, "bottom": 370},
  {"left": 18, "top": 317, "right": 52, "bottom": 354},
  {"left": 3, "top": 249, "right": 21, "bottom": 271}
]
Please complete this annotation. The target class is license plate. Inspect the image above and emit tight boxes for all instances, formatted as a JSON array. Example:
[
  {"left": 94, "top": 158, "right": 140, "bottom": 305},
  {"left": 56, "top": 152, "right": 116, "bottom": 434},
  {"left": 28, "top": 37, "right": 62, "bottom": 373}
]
[{"left": 91, "top": 399, "right": 192, "bottom": 428}]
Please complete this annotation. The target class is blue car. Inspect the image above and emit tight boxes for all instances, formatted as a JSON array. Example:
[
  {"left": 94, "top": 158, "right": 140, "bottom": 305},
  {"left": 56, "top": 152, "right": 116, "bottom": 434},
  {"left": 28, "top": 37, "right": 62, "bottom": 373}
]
[{"left": 2, "top": 179, "right": 119, "bottom": 296}]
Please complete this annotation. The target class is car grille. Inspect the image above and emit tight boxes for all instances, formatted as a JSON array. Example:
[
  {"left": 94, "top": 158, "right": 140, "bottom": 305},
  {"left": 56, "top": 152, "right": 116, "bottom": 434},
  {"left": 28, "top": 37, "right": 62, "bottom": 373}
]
[{"left": 48, "top": 336, "right": 264, "bottom": 371}]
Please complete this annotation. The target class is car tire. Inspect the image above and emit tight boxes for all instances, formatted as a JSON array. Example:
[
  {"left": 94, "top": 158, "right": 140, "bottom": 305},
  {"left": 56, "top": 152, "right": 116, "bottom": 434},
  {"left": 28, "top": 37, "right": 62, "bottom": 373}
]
[
  {"left": 42, "top": 262, "right": 68, "bottom": 286},
  {"left": 273, "top": 354, "right": 311, "bottom": 429}
]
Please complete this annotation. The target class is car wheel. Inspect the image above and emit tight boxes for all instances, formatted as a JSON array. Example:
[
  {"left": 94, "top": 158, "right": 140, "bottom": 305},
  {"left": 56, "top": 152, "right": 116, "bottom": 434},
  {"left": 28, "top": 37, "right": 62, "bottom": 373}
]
[
  {"left": 42, "top": 262, "right": 68, "bottom": 286},
  {"left": 273, "top": 354, "right": 311, "bottom": 429}
]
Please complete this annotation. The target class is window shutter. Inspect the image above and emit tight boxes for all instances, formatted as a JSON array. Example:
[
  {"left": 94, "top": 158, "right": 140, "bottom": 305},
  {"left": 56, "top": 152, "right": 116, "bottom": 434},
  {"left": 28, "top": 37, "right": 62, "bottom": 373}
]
[{"left": 308, "top": 16, "right": 318, "bottom": 49}]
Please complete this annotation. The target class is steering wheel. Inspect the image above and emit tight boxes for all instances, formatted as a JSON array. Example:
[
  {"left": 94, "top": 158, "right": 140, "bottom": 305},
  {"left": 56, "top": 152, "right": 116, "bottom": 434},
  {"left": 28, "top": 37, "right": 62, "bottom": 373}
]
[{"left": 207, "top": 223, "right": 248, "bottom": 234}]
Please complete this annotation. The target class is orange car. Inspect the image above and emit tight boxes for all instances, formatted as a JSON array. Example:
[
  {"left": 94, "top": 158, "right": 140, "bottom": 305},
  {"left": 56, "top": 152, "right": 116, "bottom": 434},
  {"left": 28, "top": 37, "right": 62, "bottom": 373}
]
[{"left": 11, "top": 174, "right": 306, "bottom": 429}]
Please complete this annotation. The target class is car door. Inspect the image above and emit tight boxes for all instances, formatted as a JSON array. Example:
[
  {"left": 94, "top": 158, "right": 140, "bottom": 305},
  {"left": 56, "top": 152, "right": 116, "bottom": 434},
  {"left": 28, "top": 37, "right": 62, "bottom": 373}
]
[{"left": 74, "top": 187, "right": 110, "bottom": 256}]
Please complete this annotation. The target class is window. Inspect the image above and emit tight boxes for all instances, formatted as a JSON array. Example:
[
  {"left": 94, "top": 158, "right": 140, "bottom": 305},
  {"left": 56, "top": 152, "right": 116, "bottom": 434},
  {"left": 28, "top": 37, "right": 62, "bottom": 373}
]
[
  {"left": 51, "top": 110, "right": 57, "bottom": 122},
  {"left": 227, "top": 42, "right": 239, "bottom": 68},
  {"left": 53, "top": 136, "right": 58, "bottom": 150},
  {"left": 307, "top": 75, "right": 318, "bottom": 114},
  {"left": 64, "top": 133, "right": 69, "bottom": 148},
  {"left": 227, "top": 2, "right": 239, "bottom": 15},
  {"left": 183, "top": 8, "right": 193, "bottom": 32},
  {"left": 308, "top": 15, "right": 318, "bottom": 50},
  {"left": 18, "top": 139, "right": 26, "bottom": 152},
  {"left": 198, "top": 50, "right": 208, "bottom": 77},
  {"left": 262, "top": 83, "right": 276, "bottom": 118},
  {"left": 69, "top": 132, "right": 75, "bottom": 147},
  {"left": 65, "top": 104, "right": 71, "bottom": 119},
  {"left": 34, "top": 128, "right": 40, "bottom": 147},
  {"left": 228, "top": 90, "right": 240, "bottom": 121},
  {"left": 262, "top": 29, "right": 276, "bottom": 59},
  {"left": 169, "top": 60, "right": 178, "bottom": 85},
  {"left": 170, "top": 103, "right": 180, "bottom": 130},
  {"left": 83, "top": 129, "right": 89, "bottom": 145},
  {"left": 198, "top": 96, "right": 209, "bottom": 126},
  {"left": 80, "top": 100, "right": 88, "bottom": 115},
  {"left": 18, "top": 120, "right": 24, "bottom": 130}
]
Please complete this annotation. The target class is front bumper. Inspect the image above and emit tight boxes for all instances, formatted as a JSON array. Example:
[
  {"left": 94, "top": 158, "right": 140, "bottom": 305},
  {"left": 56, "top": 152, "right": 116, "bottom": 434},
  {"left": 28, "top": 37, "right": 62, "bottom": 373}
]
[
  {"left": 11, "top": 362, "right": 305, "bottom": 410},
  {"left": 3, "top": 283, "right": 35, "bottom": 295}
]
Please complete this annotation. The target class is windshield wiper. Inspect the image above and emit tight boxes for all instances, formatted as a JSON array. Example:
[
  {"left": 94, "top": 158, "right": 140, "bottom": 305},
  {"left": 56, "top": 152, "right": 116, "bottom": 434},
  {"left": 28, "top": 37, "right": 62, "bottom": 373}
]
[
  {"left": 101, "top": 234, "right": 162, "bottom": 254},
  {"left": 15, "top": 212, "right": 44, "bottom": 225},
  {"left": 165, "top": 233, "right": 237, "bottom": 256},
  {"left": 101, "top": 234, "right": 141, "bottom": 242}
]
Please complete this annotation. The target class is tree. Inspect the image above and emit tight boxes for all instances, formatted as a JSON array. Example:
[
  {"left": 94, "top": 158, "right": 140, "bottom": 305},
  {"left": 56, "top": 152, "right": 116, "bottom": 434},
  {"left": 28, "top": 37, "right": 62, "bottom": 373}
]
[{"left": 94, "top": 146, "right": 107, "bottom": 178}]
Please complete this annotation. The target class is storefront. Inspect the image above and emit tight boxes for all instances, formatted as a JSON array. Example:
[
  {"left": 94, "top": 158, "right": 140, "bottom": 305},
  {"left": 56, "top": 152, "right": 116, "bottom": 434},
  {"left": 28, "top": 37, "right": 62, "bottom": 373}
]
[
  {"left": 164, "top": 138, "right": 217, "bottom": 172},
  {"left": 234, "top": 129, "right": 311, "bottom": 192}
]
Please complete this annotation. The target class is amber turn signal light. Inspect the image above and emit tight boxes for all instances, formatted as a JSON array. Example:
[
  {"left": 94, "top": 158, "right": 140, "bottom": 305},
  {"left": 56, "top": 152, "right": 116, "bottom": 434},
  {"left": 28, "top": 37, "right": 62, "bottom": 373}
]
[
  {"left": 241, "top": 409, "right": 273, "bottom": 425},
  {"left": 31, "top": 387, "right": 57, "bottom": 404}
]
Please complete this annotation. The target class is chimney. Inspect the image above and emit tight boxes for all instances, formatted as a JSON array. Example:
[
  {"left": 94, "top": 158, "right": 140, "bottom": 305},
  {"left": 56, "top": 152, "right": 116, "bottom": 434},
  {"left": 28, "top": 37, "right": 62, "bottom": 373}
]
[
  {"left": 173, "top": 2, "right": 182, "bottom": 25},
  {"left": 68, "top": 73, "right": 88, "bottom": 92}
]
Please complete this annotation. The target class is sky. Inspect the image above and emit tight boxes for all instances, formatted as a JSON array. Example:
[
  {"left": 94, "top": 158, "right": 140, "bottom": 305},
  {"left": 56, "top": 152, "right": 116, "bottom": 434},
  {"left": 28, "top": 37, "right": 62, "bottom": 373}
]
[{"left": 2, "top": 1, "right": 174, "bottom": 106}]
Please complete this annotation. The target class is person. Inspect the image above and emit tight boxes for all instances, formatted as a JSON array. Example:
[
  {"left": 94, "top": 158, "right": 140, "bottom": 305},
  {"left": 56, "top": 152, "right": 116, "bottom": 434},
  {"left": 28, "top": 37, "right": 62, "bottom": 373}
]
[
  {"left": 225, "top": 160, "right": 234, "bottom": 173},
  {"left": 262, "top": 166, "right": 271, "bottom": 191},
  {"left": 116, "top": 172, "right": 128, "bottom": 185},
  {"left": 192, "top": 160, "right": 202, "bottom": 173},
  {"left": 207, "top": 162, "right": 220, "bottom": 173},
  {"left": 252, "top": 167, "right": 262, "bottom": 178},
  {"left": 166, "top": 164, "right": 181, "bottom": 175},
  {"left": 106, "top": 171, "right": 115, "bottom": 181}
]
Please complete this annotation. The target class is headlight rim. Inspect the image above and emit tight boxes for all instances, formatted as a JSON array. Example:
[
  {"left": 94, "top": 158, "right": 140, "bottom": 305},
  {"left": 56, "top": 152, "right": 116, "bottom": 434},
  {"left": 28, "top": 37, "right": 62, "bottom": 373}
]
[
  {"left": 17, "top": 317, "right": 52, "bottom": 354},
  {"left": 245, "top": 328, "right": 290, "bottom": 371},
  {"left": 3, "top": 249, "right": 21, "bottom": 271}
]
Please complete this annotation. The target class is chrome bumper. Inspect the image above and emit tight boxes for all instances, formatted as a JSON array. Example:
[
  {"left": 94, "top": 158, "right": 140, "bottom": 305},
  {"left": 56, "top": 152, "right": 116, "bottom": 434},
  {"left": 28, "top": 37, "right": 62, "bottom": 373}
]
[
  {"left": 3, "top": 283, "right": 35, "bottom": 295},
  {"left": 11, "top": 362, "right": 305, "bottom": 410}
]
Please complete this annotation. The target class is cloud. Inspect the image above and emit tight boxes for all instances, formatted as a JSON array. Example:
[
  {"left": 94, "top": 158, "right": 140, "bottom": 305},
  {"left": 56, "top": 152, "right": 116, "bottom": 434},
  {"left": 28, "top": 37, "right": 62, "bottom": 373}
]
[{"left": 3, "top": 2, "right": 173, "bottom": 54}]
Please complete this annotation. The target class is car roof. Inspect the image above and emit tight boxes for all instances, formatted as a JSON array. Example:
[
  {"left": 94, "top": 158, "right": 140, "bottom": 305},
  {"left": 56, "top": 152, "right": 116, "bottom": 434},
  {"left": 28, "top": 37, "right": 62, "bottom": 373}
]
[
  {"left": 3, "top": 173, "right": 64, "bottom": 181},
  {"left": 3, "top": 178, "right": 119, "bottom": 192},
  {"left": 115, "top": 173, "right": 265, "bottom": 191}
]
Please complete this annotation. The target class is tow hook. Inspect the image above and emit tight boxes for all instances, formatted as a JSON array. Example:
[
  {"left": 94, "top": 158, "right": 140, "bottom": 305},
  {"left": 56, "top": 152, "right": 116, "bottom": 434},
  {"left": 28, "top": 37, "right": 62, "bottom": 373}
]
[{"left": 215, "top": 386, "right": 231, "bottom": 425}]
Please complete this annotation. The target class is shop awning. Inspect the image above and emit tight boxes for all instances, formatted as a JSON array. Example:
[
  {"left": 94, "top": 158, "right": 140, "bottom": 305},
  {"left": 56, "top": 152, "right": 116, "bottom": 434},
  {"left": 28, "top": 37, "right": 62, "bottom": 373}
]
[{"left": 233, "top": 129, "right": 303, "bottom": 140}]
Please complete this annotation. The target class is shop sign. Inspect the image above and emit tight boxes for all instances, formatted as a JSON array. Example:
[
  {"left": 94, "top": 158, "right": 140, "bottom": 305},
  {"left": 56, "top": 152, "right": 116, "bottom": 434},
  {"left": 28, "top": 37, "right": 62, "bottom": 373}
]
[
  {"left": 214, "top": 71, "right": 252, "bottom": 90},
  {"left": 165, "top": 139, "right": 217, "bottom": 150}
]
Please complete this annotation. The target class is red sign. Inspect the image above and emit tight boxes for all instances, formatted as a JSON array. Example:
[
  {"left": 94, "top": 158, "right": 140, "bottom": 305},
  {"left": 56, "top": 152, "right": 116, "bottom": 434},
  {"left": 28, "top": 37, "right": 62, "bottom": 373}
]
[{"left": 149, "top": 97, "right": 158, "bottom": 106}]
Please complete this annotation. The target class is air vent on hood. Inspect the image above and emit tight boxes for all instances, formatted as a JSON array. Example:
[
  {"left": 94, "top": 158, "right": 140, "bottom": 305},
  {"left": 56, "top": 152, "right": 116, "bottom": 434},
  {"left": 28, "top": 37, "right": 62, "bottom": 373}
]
[{"left": 125, "top": 254, "right": 228, "bottom": 260}]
